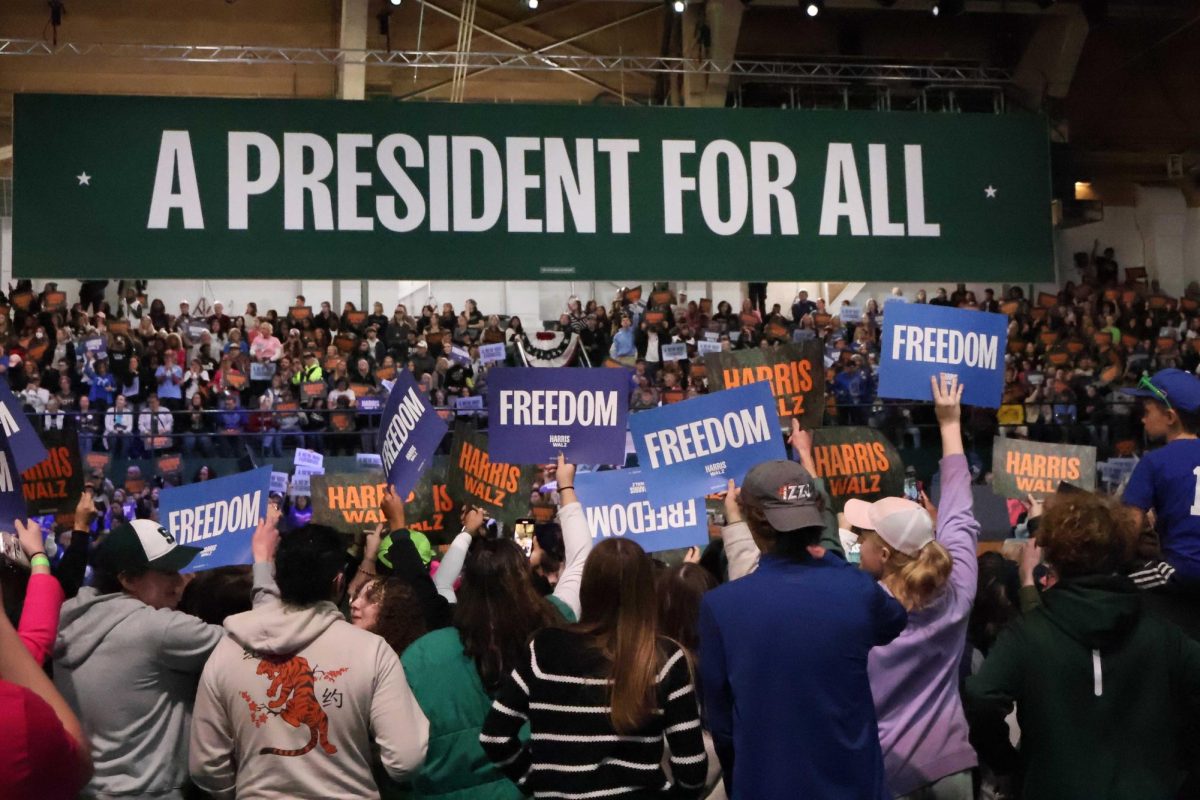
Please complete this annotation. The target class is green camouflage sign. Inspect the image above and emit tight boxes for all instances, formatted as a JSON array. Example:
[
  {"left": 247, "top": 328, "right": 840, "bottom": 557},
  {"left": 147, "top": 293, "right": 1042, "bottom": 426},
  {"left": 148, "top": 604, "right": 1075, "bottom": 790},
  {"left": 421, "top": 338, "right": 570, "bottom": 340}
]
[{"left": 13, "top": 94, "right": 1052, "bottom": 281}]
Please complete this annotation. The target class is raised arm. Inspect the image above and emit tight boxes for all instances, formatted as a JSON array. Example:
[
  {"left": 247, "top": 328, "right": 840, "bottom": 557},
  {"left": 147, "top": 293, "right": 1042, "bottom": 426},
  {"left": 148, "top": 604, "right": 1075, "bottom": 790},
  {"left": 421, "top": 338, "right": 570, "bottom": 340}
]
[
  {"left": 930, "top": 375, "right": 980, "bottom": 610},
  {"left": 380, "top": 486, "right": 452, "bottom": 631},
  {"left": 720, "top": 479, "right": 760, "bottom": 580},
  {"left": 790, "top": 420, "right": 844, "bottom": 559},
  {"left": 433, "top": 506, "right": 486, "bottom": 603},
  {"left": 15, "top": 519, "right": 63, "bottom": 665},
  {"left": 552, "top": 455, "right": 592, "bottom": 619}
]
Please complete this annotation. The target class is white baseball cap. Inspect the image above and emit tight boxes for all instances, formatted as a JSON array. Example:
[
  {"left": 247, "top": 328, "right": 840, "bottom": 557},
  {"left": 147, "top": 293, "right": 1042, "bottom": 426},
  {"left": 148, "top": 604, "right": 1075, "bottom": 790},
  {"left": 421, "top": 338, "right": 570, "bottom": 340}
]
[{"left": 843, "top": 496, "right": 934, "bottom": 558}]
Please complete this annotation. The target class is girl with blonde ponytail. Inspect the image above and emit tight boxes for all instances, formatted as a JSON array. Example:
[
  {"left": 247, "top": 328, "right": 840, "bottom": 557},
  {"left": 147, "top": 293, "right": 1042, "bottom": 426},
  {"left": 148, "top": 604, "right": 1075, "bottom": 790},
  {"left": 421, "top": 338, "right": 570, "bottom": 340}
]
[{"left": 845, "top": 374, "right": 982, "bottom": 800}]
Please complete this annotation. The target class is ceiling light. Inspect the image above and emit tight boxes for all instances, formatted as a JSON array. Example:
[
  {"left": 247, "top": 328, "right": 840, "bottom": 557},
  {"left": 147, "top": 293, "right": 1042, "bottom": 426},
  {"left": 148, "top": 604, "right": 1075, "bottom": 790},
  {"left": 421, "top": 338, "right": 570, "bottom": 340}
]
[
  {"left": 673, "top": 0, "right": 686, "bottom": 12},
  {"left": 805, "top": 1, "right": 822, "bottom": 17}
]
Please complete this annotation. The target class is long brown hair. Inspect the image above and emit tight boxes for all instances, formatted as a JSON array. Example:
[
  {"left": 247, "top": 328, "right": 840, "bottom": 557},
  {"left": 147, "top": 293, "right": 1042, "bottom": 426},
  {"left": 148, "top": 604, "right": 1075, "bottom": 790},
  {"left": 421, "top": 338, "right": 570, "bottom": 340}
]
[
  {"left": 656, "top": 563, "right": 717, "bottom": 655},
  {"left": 577, "top": 538, "right": 661, "bottom": 733},
  {"left": 455, "top": 538, "right": 562, "bottom": 692}
]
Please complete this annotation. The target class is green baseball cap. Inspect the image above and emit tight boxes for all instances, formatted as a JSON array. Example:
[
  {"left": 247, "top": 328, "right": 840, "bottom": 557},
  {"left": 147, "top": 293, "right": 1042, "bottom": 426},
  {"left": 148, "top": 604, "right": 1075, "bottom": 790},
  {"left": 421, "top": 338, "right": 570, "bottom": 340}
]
[{"left": 377, "top": 529, "right": 435, "bottom": 570}]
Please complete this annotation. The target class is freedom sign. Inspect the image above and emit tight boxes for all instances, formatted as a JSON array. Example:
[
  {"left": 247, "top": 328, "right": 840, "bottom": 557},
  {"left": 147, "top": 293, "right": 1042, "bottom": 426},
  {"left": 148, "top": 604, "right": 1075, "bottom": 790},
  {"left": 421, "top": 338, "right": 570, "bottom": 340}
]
[
  {"left": 378, "top": 369, "right": 447, "bottom": 499},
  {"left": 160, "top": 466, "right": 272, "bottom": 573},
  {"left": 810, "top": 427, "right": 905, "bottom": 512},
  {"left": 575, "top": 467, "right": 708, "bottom": 553},
  {"left": 487, "top": 367, "right": 629, "bottom": 465},
  {"left": 0, "top": 376, "right": 49, "bottom": 472},
  {"left": 630, "top": 381, "right": 784, "bottom": 503},
  {"left": 448, "top": 422, "right": 535, "bottom": 526},
  {"left": 0, "top": 443, "right": 26, "bottom": 532},
  {"left": 14, "top": 95, "right": 1052, "bottom": 282},
  {"left": 879, "top": 302, "right": 1008, "bottom": 408},
  {"left": 703, "top": 341, "right": 825, "bottom": 428},
  {"left": 991, "top": 437, "right": 1096, "bottom": 499}
]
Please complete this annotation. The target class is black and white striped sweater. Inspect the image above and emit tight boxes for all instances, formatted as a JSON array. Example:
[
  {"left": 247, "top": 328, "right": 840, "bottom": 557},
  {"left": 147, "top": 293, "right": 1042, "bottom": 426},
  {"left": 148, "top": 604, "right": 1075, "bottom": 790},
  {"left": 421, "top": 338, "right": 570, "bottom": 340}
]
[{"left": 480, "top": 627, "right": 708, "bottom": 799}]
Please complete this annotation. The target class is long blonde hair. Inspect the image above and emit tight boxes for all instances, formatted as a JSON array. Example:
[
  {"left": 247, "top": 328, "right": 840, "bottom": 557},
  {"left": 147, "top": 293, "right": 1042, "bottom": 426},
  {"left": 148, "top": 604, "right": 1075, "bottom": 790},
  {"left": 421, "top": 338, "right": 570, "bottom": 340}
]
[{"left": 866, "top": 532, "right": 953, "bottom": 611}]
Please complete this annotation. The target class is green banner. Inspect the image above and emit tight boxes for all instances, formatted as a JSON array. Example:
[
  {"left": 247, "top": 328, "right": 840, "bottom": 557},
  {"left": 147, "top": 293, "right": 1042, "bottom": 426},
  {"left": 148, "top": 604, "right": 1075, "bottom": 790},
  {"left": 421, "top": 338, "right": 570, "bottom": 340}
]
[
  {"left": 13, "top": 94, "right": 1052, "bottom": 281},
  {"left": 310, "top": 471, "right": 388, "bottom": 535}
]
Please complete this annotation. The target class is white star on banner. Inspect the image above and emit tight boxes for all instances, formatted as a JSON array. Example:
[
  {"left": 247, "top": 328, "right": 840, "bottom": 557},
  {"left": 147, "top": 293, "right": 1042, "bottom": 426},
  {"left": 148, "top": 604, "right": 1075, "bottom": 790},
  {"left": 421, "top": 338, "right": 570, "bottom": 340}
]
[
  {"left": 984, "top": 185, "right": 997, "bottom": 199},
  {"left": 76, "top": 172, "right": 91, "bottom": 186}
]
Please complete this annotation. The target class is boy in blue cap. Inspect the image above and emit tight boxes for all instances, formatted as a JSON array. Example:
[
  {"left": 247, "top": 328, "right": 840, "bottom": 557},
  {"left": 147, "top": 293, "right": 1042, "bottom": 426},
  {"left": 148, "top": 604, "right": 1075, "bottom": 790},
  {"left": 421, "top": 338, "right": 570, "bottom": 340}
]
[{"left": 1122, "top": 368, "right": 1200, "bottom": 585}]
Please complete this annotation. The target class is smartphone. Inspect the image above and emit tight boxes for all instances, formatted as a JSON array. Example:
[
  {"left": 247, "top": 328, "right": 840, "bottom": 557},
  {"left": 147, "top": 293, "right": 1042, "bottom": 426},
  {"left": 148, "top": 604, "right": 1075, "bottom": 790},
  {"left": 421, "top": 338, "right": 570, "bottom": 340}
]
[
  {"left": 513, "top": 518, "right": 535, "bottom": 557},
  {"left": 903, "top": 477, "right": 920, "bottom": 502}
]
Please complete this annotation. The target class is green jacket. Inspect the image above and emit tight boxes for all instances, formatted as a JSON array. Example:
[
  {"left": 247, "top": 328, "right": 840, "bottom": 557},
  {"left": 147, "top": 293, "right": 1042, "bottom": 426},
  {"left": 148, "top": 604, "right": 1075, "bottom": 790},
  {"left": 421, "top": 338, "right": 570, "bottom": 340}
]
[
  {"left": 964, "top": 575, "right": 1200, "bottom": 800},
  {"left": 401, "top": 602, "right": 576, "bottom": 800}
]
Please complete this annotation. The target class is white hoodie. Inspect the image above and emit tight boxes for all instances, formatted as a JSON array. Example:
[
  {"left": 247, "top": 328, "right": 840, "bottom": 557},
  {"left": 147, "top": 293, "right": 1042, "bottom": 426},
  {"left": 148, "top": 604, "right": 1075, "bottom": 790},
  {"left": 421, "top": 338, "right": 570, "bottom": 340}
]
[{"left": 189, "top": 580, "right": 429, "bottom": 800}]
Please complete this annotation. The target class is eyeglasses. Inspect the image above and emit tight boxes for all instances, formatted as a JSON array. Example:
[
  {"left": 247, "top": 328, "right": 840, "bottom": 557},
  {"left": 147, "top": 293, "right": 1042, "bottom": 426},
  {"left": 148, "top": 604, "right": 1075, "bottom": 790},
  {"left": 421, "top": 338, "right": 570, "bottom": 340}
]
[{"left": 1138, "top": 374, "right": 1172, "bottom": 410}]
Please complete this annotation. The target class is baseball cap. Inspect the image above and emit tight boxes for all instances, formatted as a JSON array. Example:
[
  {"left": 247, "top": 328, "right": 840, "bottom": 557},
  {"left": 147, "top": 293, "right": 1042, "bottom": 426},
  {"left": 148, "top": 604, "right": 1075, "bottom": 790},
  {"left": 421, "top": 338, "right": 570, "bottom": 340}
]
[
  {"left": 377, "top": 530, "right": 435, "bottom": 570},
  {"left": 93, "top": 519, "right": 201, "bottom": 574},
  {"left": 740, "top": 460, "right": 824, "bottom": 531},
  {"left": 1120, "top": 369, "right": 1200, "bottom": 413},
  {"left": 843, "top": 496, "right": 933, "bottom": 558}
]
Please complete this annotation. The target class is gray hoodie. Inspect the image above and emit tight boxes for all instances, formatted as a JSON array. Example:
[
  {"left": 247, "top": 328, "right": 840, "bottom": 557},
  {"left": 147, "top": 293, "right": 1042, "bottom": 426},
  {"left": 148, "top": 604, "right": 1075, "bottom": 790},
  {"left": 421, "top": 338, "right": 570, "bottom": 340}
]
[
  {"left": 53, "top": 563, "right": 274, "bottom": 800},
  {"left": 189, "top": 584, "right": 429, "bottom": 799}
]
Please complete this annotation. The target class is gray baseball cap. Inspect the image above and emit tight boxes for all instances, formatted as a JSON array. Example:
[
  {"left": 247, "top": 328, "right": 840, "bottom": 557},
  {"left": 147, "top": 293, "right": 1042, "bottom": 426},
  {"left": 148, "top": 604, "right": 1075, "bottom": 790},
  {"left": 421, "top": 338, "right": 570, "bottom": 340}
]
[{"left": 740, "top": 460, "right": 824, "bottom": 531}]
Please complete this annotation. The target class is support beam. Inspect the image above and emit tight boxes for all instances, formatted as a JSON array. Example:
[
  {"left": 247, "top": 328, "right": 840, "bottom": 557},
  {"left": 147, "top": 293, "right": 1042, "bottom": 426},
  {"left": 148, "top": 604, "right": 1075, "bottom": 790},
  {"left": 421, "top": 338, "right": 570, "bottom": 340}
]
[
  {"left": 683, "top": 0, "right": 743, "bottom": 108},
  {"left": 403, "top": 0, "right": 642, "bottom": 102},
  {"left": 338, "top": 0, "right": 369, "bottom": 100},
  {"left": 1012, "top": 3, "right": 1088, "bottom": 109}
]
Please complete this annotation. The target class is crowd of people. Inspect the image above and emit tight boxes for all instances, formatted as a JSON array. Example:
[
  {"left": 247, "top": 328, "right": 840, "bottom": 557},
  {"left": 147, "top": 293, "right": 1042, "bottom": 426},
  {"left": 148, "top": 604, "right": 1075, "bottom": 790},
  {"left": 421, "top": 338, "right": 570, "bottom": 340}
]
[
  {"left": 0, "top": 245, "right": 1190, "bottom": 474},
  {"left": 6, "top": 364, "right": 1200, "bottom": 800}
]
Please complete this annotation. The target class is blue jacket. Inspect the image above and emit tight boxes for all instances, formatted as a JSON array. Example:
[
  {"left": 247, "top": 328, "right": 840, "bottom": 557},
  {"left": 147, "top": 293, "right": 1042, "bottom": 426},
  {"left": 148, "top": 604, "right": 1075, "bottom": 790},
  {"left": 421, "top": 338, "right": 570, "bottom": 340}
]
[{"left": 698, "top": 553, "right": 907, "bottom": 799}]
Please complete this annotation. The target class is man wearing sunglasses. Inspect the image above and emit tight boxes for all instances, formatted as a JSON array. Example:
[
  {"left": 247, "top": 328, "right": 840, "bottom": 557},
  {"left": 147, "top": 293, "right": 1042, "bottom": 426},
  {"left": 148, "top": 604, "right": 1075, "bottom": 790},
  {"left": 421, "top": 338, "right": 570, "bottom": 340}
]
[{"left": 1122, "top": 368, "right": 1200, "bottom": 587}]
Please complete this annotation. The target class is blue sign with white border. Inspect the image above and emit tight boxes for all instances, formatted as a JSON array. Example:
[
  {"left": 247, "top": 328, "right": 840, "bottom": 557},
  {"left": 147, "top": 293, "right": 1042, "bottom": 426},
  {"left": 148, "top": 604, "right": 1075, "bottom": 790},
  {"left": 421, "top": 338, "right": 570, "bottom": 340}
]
[
  {"left": 488, "top": 367, "right": 629, "bottom": 465},
  {"left": 879, "top": 302, "right": 1008, "bottom": 408},
  {"left": 160, "top": 466, "right": 272, "bottom": 573},
  {"left": 574, "top": 467, "right": 708, "bottom": 553},
  {"left": 630, "top": 381, "right": 784, "bottom": 503}
]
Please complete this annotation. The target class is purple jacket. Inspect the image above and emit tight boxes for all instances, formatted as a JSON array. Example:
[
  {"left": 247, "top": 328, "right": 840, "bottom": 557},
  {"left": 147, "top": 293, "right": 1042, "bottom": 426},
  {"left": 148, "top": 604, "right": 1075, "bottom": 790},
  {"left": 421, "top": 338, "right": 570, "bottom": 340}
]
[{"left": 868, "top": 454, "right": 979, "bottom": 796}]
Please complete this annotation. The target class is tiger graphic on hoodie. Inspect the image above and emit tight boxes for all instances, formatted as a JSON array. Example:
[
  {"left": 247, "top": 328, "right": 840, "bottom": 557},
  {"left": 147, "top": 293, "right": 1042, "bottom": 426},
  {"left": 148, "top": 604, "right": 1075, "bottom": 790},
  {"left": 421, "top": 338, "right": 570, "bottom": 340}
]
[{"left": 240, "top": 654, "right": 346, "bottom": 757}]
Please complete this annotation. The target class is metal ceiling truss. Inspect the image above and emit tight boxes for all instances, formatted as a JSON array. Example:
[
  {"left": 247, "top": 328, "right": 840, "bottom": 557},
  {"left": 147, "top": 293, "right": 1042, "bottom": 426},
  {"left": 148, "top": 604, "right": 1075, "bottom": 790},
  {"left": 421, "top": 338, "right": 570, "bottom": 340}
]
[{"left": 0, "top": 38, "right": 1013, "bottom": 88}]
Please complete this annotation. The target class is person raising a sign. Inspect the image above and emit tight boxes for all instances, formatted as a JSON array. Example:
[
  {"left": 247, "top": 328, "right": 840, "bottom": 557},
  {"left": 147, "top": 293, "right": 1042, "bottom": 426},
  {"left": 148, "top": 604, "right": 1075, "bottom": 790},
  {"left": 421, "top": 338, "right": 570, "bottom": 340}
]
[{"left": 846, "top": 374, "right": 981, "bottom": 800}]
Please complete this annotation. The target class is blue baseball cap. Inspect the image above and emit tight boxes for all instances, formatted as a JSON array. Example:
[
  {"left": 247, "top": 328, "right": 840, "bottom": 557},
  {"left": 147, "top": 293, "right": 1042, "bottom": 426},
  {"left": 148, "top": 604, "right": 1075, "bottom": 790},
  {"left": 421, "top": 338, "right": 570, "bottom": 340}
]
[{"left": 1121, "top": 369, "right": 1200, "bottom": 413}]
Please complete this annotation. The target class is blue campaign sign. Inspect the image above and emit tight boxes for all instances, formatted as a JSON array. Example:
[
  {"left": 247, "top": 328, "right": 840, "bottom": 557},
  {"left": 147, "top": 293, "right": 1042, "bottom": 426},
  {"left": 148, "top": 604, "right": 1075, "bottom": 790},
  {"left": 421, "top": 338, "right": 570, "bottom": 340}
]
[
  {"left": 377, "top": 369, "right": 447, "bottom": 498},
  {"left": 575, "top": 467, "right": 708, "bottom": 553},
  {"left": 160, "top": 466, "right": 272, "bottom": 573},
  {"left": 879, "top": 302, "right": 1008, "bottom": 408},
  {"left": 0, "top": 376, "right": 48, "bottom": 472},
  {"left": 630, "top": 381, "right": 784, "bottom": 503},
  {"left": 0, "top": 443, "right": 26, "bottom": 531},
  {"left": 488, "top": 367, "right": 630, "bottom": 465}
]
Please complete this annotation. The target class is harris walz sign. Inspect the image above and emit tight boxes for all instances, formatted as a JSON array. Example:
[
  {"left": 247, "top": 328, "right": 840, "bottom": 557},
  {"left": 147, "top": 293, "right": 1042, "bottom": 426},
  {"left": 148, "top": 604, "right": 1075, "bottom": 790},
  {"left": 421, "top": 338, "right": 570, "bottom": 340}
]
[
  {"left": 703, "top": 341, "right": 824, "bottom": 429},
  {"left": 809, "top": 426, "right": 904, "bottom": 512},
  {"left": 22, "top": 425, "right": 84, "bottom": 516}
]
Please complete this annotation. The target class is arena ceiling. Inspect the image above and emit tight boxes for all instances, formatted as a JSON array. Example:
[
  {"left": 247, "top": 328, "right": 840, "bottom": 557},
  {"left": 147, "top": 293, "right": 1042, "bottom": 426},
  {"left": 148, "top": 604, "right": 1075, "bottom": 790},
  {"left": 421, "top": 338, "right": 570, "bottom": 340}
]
[{"left": 1, "top": 0, "right": 1199, "bottom": 195}]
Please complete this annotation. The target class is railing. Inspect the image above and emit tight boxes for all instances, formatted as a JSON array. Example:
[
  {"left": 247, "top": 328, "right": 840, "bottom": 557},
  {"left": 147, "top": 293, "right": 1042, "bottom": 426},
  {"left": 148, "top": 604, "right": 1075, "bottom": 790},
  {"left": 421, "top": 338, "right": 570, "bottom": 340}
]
[{"left": 39, "top": 396, "right": 1147, "bottom": 480}]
